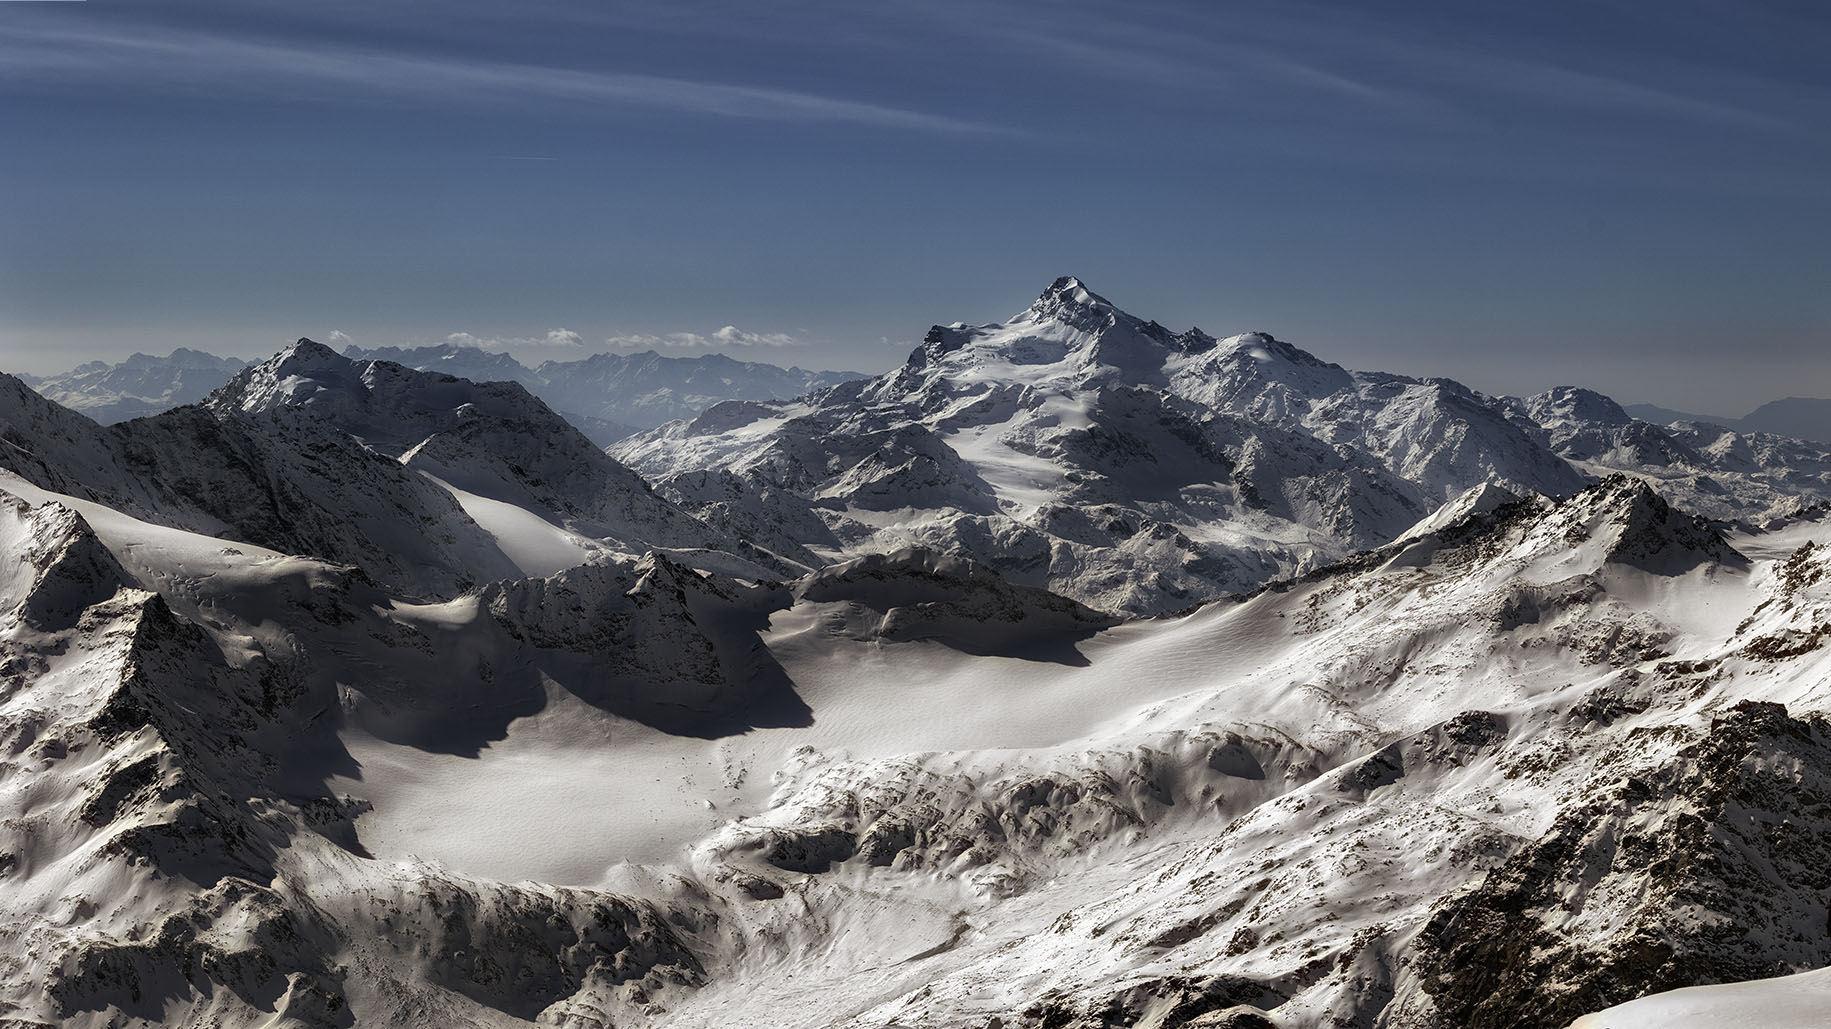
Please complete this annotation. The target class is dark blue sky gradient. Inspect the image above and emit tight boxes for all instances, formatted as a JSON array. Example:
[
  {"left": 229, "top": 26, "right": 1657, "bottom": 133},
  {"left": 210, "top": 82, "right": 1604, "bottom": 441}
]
[{"left": 2, "top": 0, "right": 1826, "bottom": 412}]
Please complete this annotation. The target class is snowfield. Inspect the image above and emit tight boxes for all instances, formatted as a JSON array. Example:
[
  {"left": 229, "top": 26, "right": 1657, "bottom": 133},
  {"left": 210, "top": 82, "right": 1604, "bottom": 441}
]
[
  {"left": 2, "top": 280, "right": 1831, "bottom": 1028},
  {"left": 1571, "top": 967, "right": 1831, "bottom": 1028}
]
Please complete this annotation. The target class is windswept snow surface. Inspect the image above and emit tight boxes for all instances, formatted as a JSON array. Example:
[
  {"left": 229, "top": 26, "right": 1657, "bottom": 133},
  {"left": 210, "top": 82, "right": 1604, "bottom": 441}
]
[
  {"left": 332, "top": 604, "right": 1217, "bottom": 885},
  {"left": 1568, "top": 967, "right": 1831, "bottom": 1028},
  {"left": 421, "top": 473, "right": 610, "bottom": 578}
]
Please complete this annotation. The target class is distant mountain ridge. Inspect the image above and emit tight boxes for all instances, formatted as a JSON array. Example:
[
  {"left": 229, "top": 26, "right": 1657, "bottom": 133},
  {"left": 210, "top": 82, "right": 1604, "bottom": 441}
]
[
  {"left": 342, "top": 344, "right": 867, "bottom": 445},
  {"left": 18, "top": 344, "right": 867, "bottom": 446},
  {"left": 21, "top": 348, "right": 250, "bottom": 423},
  {"left": 1625, "top": 397, "right": 1831, "bottom": 445}
]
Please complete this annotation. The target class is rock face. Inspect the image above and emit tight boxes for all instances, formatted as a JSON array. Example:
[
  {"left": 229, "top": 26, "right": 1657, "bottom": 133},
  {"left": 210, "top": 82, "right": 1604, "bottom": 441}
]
[
  {"left": 797, "top": 548, "right": 1120, "bottom": 651},
  {"left": 1412, "top": 701, "right": 1831, "bottom": 1029}
]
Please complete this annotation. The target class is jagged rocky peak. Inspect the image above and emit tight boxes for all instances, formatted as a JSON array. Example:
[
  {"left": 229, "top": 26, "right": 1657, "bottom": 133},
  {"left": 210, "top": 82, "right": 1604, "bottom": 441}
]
[
  {"left": 1020, "top": 275, "right": 1117, "bottom": 323},
  {"left": 1546, "top": 474, "right": 1745, "bottom": 574},
  {"left": 894, "top": 277, "right": 1209, "bottom": 398},
  {"left": 0, "top": 490, "right": 130, "bottom": 632}
]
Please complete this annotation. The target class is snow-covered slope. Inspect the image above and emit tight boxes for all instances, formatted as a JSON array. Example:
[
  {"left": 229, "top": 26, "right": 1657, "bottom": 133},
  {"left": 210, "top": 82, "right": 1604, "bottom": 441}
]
[
  {"left": 4, "top": 429, "right": 1831, "bottom": 1027},
  {"left": 213, "top": 340, "right": 775, "bottom": 575},
  {"left": 0, "top": 486, "right": 716, "bottom": 1027},
  {"left": 21, "top": 348, "right": 249, "bottom": 423}
]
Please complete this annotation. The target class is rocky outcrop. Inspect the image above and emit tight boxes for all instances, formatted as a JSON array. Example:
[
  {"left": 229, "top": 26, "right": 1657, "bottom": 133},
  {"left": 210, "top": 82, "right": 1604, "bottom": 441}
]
[{"left": 1411, "top": 702, "right": 1831, "bottom": 1028}]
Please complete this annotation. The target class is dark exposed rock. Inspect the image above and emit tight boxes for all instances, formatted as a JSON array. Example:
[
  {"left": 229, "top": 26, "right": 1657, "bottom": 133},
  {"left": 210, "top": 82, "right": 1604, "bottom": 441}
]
[{"left": 1414, "top": 701, "right": 1831, "bottom": 1028}]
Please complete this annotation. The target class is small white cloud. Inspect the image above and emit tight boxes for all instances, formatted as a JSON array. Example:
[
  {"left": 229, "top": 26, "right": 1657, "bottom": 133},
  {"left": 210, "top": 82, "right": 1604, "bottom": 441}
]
[
  {"left": 541, "top": 328, "right": 584, "bottom": 348},
  {"left": 327, "top": 329, "right": 354, "bottom": 346},
  {"left": 606, "top": 325, "right": 805, "bottom": 349}
]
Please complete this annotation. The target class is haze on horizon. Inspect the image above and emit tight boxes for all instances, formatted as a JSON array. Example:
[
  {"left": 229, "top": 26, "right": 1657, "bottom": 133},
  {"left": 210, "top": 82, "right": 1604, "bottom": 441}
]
[{"left": 1, "top": 0, "right": 1826, "bottom": 414}]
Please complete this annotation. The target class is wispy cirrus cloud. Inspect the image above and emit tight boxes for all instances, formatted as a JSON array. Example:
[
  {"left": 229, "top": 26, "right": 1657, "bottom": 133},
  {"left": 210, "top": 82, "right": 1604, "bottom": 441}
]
[
  {"left": 0, "top": 21, "right": 1005, "bottom": 135},
  {"left": 606, "top": 325, "right": 804, "bottom": 349},
  {"left": 917, "top": 0, "right": 1804, "bottom": 138}
]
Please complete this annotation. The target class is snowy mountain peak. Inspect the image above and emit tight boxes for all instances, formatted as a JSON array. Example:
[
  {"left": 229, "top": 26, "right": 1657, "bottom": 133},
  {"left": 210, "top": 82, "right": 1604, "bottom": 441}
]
[
  {"left": 1025, "top": 275, "right": 1112, "bottom": 315},
  {"left": 1545, "top": 473, "right": 1744, "bottom": 574},
  {"left": 282, "top": 336, "right": 342, "bottom": 363},
  {"left": 1526, "top": 385, "right": 1633, "bottom": 428},
  {"left": 213, "top": 337, "right": 362, "bottom": 414}
]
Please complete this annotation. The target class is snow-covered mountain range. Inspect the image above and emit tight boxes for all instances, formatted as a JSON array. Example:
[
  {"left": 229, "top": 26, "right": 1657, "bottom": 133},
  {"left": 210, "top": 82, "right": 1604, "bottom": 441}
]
[
  {"left": 20, "top": 348, "right": 251, "bottom": 423},
  {"left": 615, "top": 277, "right": 1831, "bottom": 615},
  {"left": 22, "top": 344, "right": 865, "bottom": 446},
  {"left": 0, "top": 341, "right": 781, "bottom": 598},
  {"left": 343, "top": 344, "right": 865, "bottom": 445},
  {"left": 2, "top": 280, "right": 1831, "bottom": 1028}
]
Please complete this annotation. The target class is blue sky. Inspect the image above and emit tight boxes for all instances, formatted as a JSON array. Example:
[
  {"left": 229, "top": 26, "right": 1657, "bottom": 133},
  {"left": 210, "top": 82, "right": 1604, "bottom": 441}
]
[{"left": 1, "top": 0, "right": 1826, "bottom": 413}]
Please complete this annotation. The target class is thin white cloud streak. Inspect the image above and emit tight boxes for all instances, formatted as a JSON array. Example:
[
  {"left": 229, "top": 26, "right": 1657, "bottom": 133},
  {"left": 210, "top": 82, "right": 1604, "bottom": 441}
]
[
  {"left": 912, "top": 0, "right": 1803, "bottom": 138},
  {"left": 605, "top": 325, "right": 805, "bottom": 349},
  {"left": 446, "top": 328, "right": 584, "bottom": 350},
  {"left": 0, "top": 22, "right": 1005, "bottom": 135}
]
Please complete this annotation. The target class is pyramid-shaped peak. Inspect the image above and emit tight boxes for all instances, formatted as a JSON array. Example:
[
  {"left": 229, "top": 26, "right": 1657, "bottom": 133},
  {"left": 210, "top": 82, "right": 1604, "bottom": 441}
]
[
  {"left": 267, "top": 337, "right": 348, "bottom": 369},
  {"left": 209, "top": 337, "right": 362, "bottom": 415},
  {"left": 1562, "top": 474, "right": 1744, "bottom": 573},
  {"left": 1031, "top": 276, "right": 1116, "bottom": 313}
]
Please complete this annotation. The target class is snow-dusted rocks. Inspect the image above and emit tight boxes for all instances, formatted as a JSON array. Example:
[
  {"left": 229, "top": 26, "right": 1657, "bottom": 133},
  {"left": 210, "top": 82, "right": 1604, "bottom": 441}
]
[
  {"left": 1411, "top": 700, "right": 1831, "bottom": 1028},
  {"left": 796, "top": 547, "right": 1119, "bottom": 651}
]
